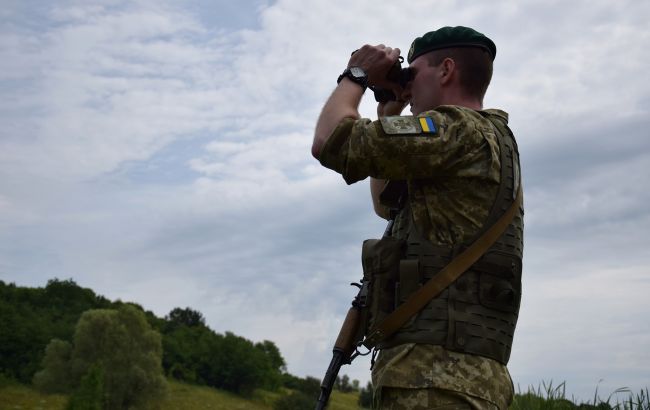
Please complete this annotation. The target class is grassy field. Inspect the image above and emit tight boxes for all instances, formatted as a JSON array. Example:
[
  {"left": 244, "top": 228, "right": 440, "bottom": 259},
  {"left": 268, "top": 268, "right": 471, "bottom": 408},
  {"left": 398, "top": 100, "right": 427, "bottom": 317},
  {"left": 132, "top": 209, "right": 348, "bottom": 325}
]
[
  {"left": 0, "top": 380, "right": 365, "bottom": 410},
  {"left": 1, "top": 380, "right": 648, "bottom": 410},
  {"left": 0, "top": 382, "right": 68, "bottom": 409}
]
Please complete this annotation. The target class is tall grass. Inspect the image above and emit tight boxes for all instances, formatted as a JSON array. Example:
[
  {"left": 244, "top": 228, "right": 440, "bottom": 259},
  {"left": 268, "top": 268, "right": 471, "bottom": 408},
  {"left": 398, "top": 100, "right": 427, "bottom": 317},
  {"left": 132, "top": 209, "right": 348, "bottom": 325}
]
[{"left": 511, "top": 380, "right": 650, "bottom": 410}]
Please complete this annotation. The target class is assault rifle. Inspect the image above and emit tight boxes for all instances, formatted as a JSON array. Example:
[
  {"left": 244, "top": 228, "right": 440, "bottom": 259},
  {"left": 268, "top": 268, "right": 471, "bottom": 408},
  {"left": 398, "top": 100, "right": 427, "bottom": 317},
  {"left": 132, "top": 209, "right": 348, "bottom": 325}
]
[
  {"left": 314, "top": 219, "right": 395, "bottom": 410},
  {"left": 314, "top": 277, "right": 370, "bottom": 410}
]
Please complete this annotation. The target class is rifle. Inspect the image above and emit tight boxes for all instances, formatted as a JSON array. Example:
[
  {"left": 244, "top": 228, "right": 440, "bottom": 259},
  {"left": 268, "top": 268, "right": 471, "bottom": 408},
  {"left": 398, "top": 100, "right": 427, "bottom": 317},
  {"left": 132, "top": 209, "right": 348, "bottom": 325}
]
[
  {"left": 314, "top": 276, "right": 370, "bottom": 410},
  {"left": 314, "top": 219, "right": 395, "bottom": 410}
]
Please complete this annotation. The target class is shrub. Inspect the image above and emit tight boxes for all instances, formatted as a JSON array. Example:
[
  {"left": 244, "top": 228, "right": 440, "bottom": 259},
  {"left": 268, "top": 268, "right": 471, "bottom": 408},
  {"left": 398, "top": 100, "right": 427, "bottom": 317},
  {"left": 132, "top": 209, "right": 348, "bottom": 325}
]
[{"left": 273, "top": 391, "right": 314, "bottom": 410}]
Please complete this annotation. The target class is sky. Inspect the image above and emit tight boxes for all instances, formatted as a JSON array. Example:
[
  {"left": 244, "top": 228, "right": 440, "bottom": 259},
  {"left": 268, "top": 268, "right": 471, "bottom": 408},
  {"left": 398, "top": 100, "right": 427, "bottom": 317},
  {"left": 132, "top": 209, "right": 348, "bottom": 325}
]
[{"left": 1, "top": 0, "right": 649, "bottom": 403}]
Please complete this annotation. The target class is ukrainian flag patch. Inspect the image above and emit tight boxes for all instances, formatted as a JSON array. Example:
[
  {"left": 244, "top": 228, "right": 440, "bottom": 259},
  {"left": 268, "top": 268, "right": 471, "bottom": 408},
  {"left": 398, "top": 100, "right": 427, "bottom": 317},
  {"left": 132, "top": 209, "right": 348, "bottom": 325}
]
[{"left": 419, "top": 116, "right": 437, "bottom": 133}]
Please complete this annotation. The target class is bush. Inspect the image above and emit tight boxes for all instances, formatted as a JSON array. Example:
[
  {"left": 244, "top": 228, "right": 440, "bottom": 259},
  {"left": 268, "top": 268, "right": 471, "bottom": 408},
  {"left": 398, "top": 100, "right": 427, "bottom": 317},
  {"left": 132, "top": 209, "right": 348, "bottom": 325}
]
[
  {"left": 34, "top": 305, "right": 167, "bottom": 410},
  {"left": 281, "top": 373, "right": 321, "bottom": 398},
  {"left": 33, "top": 339, "right": 73, "bottom": 393},
  {"left": 66, "top": 364, "right": 104, "bottom": 410},
  {"left": 273, "top": 391, "right": 314, "bottom": 410}
]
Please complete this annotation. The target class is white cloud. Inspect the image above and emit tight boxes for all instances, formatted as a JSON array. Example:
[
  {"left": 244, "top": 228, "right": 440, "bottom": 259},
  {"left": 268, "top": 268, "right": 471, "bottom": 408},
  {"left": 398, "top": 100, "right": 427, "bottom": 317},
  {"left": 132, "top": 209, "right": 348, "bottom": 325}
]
[{"left": 1, "top": 0, "right": 650, "bottom": 401}]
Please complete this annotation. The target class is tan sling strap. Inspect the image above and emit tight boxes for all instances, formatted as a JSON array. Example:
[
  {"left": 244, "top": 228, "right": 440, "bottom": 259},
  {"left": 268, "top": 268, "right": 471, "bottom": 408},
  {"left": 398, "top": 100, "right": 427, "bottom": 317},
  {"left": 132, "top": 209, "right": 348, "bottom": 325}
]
[{"left": 362, "top": 186, "right": 523, "bottom": 349}]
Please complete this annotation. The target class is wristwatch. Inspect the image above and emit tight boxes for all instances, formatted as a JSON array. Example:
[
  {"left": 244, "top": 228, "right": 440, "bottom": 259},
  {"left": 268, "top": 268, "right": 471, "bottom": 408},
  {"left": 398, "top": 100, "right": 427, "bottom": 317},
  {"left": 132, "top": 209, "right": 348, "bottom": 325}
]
[{"left": 337, "top": 66, "right": 368, "bottom": 90}]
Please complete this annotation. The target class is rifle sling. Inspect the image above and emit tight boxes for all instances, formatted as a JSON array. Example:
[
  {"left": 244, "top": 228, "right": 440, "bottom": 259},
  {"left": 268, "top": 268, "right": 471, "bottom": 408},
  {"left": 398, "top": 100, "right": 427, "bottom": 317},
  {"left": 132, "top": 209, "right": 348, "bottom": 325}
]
[{"left": 362, "top": 186, "right": 522, "bottom": 349}]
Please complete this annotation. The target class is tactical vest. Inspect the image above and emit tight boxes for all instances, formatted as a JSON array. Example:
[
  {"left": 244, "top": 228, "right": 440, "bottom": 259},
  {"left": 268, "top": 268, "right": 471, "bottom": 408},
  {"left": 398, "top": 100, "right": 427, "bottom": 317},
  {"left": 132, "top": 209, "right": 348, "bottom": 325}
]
[{"left": 377, "top": 112, "right": 524, "bottom": 365}]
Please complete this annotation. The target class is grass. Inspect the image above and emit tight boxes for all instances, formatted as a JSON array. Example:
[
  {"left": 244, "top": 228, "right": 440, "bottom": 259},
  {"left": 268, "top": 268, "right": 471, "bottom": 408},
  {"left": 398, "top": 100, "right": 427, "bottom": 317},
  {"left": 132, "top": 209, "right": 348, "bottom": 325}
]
[
  {"left": 0, "top": 382, "right": 68, "bottom": 410},
  {"left": 1, "top": 378, "right": 647, "bottom": 410},
  {"left": 511, "top": 381, "right": 650, "bottom": 410},
  {"left": 0, "top": 379, "right": 365, "bottom": 410}
]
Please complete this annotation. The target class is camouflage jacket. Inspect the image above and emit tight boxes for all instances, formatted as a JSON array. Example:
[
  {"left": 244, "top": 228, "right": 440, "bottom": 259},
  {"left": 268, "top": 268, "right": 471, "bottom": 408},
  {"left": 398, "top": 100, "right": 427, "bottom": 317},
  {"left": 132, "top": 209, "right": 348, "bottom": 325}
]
[{"left": 319, "top": 105, "right": 515, "bottom": 409}]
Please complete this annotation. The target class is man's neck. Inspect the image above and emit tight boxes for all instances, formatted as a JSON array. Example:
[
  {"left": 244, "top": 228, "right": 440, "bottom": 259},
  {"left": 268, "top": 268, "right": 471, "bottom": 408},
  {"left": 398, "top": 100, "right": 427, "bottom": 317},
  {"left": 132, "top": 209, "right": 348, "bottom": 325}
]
[{"left": 442, "top": 94, "right": 483, "bottom": 111}]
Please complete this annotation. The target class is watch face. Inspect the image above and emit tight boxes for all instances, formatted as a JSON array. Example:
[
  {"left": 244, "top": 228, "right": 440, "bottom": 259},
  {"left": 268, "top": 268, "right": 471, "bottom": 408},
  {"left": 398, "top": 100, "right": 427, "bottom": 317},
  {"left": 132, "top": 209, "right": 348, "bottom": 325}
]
[{"left": 350, "top": 67, "right": 366, "bottom": 78}]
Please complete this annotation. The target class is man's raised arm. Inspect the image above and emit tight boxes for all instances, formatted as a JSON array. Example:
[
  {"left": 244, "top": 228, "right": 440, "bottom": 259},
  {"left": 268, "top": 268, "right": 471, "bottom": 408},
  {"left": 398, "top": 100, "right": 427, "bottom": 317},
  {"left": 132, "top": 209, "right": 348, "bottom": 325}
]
[{"left": 312, "top": 45, "right": 401, "bottom": 159}]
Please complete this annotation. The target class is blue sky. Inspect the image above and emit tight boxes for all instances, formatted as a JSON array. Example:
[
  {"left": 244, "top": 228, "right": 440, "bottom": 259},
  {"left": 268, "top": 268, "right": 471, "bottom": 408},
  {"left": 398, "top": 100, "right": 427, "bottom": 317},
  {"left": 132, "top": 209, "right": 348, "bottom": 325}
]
[{"left": 1, "top": 0, "right": 649, "bottom": 401}]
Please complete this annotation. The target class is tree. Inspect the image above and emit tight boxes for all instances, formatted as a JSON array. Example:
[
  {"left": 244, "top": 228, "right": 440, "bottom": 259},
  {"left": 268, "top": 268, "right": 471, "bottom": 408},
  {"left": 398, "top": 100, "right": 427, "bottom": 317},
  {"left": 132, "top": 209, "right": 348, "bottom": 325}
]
[
  {"left": 35, "top": 305, "right": 167, "bottom": 409},
  {"left": 33, "top": 339, "right": 73, "bottom": 393},
  {"left": 70, "top": 305, "right": 167, "bottom": 409},
  {"left": 165, "top": 307, "right": 205, "bottom": 328},
  {"left": 255, "top": 340, "right": 286, "bottom": 373},
  {"left": 281, "top": 374, "right": 321, "bottom": 398},
  {"left": 336, "top": 374, "right": 353, "bottom": 392},
  {"left": 66, "top": 364, "right": 104, "bottom": 410},
  {"left": 358, "top": 381, "right": 373, "bottom": 409}
]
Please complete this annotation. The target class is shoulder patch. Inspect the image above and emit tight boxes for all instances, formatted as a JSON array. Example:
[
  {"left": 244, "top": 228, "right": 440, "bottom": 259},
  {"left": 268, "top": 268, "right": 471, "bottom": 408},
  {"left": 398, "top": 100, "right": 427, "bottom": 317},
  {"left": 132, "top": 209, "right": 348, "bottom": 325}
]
[
  {"left": 380, "top": 116, "right": 437, "bottom": 135},
  {"left": 418, "top": 116, "right": 437, "bottom": 133}
]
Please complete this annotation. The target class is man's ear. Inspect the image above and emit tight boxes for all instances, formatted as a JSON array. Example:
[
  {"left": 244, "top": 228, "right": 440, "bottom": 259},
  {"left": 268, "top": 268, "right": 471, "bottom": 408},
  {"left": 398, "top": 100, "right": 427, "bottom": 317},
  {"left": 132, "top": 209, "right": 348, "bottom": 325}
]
[{"left": 439, "top": 57, "right": 455, "bottom": 85}]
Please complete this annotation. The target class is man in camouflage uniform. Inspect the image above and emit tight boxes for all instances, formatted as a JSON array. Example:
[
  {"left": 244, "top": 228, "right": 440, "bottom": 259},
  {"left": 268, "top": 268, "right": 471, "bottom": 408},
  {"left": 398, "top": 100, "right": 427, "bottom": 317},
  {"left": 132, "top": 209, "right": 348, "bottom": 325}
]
[{"left": 312, "top": 27, "right": 522, "bottom": 410}]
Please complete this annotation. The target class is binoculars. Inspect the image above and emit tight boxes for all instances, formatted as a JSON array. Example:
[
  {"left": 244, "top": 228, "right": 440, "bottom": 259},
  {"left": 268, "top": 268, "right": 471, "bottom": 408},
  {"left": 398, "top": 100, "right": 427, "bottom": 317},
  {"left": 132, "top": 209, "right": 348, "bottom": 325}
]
[{"left": 371, "top": 56, "right": 413, "bottom": 103}]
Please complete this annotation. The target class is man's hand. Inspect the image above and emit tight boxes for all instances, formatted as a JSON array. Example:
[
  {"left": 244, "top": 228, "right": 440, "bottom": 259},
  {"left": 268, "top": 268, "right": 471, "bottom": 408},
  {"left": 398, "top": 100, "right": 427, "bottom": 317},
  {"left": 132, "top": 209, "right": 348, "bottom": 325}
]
[
  {"left": 348, "top": 44, "right": 401, "bottom": 89},
  {"left": 313, "top": 43, "right": 403, "bottom": 159},
  {"left": 377, "top": 98, "right": 408, "bottom": 118}
]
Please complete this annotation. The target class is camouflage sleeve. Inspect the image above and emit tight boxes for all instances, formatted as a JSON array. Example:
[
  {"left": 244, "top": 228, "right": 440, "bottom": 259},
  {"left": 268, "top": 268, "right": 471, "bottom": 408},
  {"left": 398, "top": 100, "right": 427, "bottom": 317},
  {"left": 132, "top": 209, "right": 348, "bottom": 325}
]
[{"left": 318, "top": 106, "right": 493, "bottom": 184}]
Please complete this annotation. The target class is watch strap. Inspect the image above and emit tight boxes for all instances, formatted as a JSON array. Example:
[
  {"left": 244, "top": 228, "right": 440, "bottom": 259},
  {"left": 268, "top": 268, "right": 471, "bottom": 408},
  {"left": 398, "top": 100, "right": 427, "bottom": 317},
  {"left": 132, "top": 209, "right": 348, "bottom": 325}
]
[{"left": 337, "top": 67, "right": 368, "bottom": 90}]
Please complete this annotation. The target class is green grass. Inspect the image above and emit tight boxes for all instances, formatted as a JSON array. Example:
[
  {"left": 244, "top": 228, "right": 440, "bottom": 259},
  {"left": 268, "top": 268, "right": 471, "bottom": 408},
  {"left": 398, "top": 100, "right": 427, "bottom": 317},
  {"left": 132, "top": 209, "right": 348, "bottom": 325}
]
[
  {"left": 2, "top": 378, "right": 647, "bottom": 410},
  {"left": 0, "top": 382, "right": 68, "bottom": 410},
  {"left": 0, "top": 379, "right": 366, "bottom": 410},
  {"left": 511, "top": 381, "right": 650, "bottom": 410}
]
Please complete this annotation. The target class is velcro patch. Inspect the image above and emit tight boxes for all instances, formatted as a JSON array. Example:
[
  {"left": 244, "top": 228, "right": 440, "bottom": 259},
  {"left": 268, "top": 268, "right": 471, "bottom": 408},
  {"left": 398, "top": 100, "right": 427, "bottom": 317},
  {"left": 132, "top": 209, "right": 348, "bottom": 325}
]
[{"left": 380, "top": 116, "right": 437, "bottom": 135}]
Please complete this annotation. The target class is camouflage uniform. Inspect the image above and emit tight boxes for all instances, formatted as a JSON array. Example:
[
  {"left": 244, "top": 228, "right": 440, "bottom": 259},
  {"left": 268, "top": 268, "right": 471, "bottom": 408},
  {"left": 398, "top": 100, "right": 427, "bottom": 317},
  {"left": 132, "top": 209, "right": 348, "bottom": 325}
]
[{"left": 319, "top": 106, "right": 515, "bottom": 410}]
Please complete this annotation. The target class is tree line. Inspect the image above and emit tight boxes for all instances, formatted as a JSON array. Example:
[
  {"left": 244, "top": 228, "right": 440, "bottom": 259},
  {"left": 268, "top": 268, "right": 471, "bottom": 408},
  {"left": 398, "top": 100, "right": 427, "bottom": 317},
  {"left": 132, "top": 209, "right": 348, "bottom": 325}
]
[{"left": 0, "top": 278, "right": 368, "bottom": 409}]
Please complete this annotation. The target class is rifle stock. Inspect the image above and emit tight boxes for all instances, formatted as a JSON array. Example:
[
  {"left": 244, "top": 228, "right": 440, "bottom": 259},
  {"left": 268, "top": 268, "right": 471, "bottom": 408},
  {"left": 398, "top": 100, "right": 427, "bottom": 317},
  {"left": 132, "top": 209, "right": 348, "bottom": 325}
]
[
  {"left": 315, "top": 286, "right": 367, "bottom": 410},
  {"left": 315, "top": 213, "right": 395, "bottom": 410}
]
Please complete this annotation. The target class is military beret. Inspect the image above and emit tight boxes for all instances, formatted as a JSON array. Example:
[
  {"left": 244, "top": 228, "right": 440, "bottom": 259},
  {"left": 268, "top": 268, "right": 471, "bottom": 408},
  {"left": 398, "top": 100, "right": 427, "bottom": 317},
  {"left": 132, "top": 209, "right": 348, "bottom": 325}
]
[{"left": 407, "top": 26, "right": 496, "bottom": 63}]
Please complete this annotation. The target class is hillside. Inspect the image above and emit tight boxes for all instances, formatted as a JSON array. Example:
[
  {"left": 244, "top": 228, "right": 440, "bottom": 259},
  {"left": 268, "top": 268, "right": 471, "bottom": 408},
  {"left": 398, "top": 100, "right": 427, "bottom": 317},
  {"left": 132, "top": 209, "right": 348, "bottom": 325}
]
[
  {"left": 0, "top": 278, "right": 367, "bottom": 409},
  {"left": 0, "top": 379, "right": 364, "bottom": 410}
]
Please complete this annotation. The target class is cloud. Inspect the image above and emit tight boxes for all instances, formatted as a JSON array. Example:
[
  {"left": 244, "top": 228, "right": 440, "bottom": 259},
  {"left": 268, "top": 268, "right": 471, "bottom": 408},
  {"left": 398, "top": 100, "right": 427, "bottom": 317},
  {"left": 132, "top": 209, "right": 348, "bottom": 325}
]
[{"left": 1, "top": 0, "right": 649, "bottom": 400}]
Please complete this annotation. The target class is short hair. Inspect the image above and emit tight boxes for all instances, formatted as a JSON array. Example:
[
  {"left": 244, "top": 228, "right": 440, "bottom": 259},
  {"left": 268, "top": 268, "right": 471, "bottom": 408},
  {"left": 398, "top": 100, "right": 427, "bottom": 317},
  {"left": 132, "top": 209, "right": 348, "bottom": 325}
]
[{"left": 426, "top": 47, "right": 493, "bottom": 102}]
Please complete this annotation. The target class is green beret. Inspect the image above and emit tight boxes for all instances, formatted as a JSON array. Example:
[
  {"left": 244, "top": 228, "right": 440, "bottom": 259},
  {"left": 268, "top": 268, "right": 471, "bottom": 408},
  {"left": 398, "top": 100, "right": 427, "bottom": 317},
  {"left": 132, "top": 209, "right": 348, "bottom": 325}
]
[{"left": 407, "top": 26, "right": 496, "bottom": 63}]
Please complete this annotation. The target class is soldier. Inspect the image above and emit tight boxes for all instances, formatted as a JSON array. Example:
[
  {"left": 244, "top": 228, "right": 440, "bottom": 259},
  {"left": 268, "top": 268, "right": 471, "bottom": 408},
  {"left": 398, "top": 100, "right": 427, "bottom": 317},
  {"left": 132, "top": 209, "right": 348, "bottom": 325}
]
[{"left": 312, "top": 26, "right": 523, "bottom": 409}]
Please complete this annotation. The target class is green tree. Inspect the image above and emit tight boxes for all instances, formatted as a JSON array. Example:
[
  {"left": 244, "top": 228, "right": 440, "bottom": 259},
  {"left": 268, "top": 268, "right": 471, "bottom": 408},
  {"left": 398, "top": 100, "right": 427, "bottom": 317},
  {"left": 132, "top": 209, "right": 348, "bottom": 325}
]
[
  {"left": 0, "top": 278, "right": 111, "bottom": 383},
  {"left": 255, "top": 340, "right": 287, "bottom": 373},
  {"left": 281, "top": 374, "right": 321, "bottom": 398},
  {"left": 163, "top": 324, "right": 215, "bottom": 382},
  {"left": 358, "top": 381, "right": 373, "bottom": 409},
  {"left": 34, "top": 305, "right": 167, "bottom": 409},
  {"left": 70, "top": 305, "right": 167, "bottom": 409},
  {"left": 165, "top": 307, "right": 205, "bottom": 328},
  {"left": 33, "top": 339, "right": 73, "bottom": 393},
  {"left": 66, "top": 364, "right": 104, "bottom": 410}
]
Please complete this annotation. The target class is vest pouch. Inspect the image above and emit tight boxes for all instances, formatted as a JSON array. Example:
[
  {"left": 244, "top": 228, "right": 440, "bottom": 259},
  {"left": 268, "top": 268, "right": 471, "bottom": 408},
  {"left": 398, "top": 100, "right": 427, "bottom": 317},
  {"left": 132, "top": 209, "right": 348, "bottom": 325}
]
[
  {"left": 477, "top": 250, "right": 522, "bottom": 313},
  {"left": 361, "top": 237, "right": 405, "bottom": 332}
]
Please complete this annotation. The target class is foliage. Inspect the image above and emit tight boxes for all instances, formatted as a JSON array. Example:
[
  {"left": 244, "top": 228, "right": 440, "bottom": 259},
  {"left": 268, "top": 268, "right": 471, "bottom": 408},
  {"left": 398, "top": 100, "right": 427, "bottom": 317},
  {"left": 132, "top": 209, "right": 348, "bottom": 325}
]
[
  {"left": 273, "top": 391, "right": 314, "bottom": 410},
  {"left": 72, "top": 306, "right": 167, "bottom": 409},
  {"left": 358, "top": 381, "right": 373, "bottom": 409},
  {"left": 66, "top": 364, "right": 104, "bottom": 410},
  {"left": 198, "top": 331, "right": 277, "bottom": 395},
  {"left": 33, "top": 305, "right": 167, "bottom": 409},
  {"left": 162, "top": 319, "right": 285, "bottom": 395},
  {"left": 165, "top": 307, "right": 206, "bottom": 328},
  {"left": 33, "top": 339, "right": 73, "bottom": 393},
  {"left": 0, "top": 279, "right": 110, "bottom": 383},
  {"left": 281, "top": 373, "right": 321, "bottom": 398},
  {"left": 334, "top": 374, "right": 359, "bottom": 393},
  {"left": 3, "top": 278, "right": 286, "bottom": 401}
]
